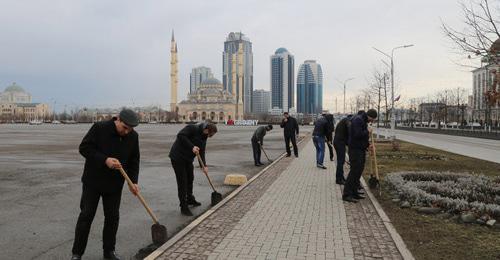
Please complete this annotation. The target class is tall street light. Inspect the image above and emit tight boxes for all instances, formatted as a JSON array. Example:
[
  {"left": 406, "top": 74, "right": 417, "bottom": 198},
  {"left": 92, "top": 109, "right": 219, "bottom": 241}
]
[
  {"left": 336, "top": 78, "right": 355, "bottom": 114},
  {"left": 372, "top": 44, "right": 414, "bottom": 139}
]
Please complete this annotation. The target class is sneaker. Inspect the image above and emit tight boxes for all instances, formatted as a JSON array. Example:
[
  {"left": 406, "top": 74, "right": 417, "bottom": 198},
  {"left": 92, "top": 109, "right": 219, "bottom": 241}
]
[
  {"left": 317, "top": 164, "right": 327, "bottom": 169},
  {"left": 181, "top": 206, "right": 193, "bottom": 216},
  {"left": 103, "top": 251, "right": 121, "bottom": 260}
]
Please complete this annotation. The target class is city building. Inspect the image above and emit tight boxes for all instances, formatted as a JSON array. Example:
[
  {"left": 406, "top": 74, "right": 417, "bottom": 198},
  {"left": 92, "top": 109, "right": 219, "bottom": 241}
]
[
  {"left": 190, "top": 66, "right": 213, "bottom": 94},
  {"left": 252, "top": 89, "right": 271, "bottom": 114},
  {"left": 297, "top": 60, "right": 323, "bottom": 115},
  {"left": 223, "top": 32, "right": 253, "bottom": 114},
  {"left": 177, "top": 77, "right": 243, "bottom": 122},
  {"left": 0, "top": 83, "right": 50, "bottom": 122},
  {"left": 271, "top": 48, "right": 294, "bottom": 112}
]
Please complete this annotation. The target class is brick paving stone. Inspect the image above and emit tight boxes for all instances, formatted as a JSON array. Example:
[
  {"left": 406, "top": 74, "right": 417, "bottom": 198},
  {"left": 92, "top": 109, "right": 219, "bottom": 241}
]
[{"left": 153, "top": 139, "right": 410, "bottom": 260}]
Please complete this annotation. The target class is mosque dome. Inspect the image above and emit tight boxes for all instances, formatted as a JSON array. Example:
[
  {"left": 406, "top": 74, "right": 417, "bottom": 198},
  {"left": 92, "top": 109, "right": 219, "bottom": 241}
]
[
  {"left": 275, "top": 47, "right": 289, "bottom": 54},
  {"left": 201, "top": 78, "right": 222, "bottom": 86},
  {"left": 4, "top": 83, "right": 26, "bottom": 93}
]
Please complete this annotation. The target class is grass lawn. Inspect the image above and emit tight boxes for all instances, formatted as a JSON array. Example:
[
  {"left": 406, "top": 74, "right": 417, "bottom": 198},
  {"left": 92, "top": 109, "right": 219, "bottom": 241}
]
[{"left": 368, "top": 140, "right": 500, "bottom": 260}]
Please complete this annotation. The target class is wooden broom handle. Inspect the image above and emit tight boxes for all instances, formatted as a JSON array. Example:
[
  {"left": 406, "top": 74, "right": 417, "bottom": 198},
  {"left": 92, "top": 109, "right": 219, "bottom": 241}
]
[
  {"left": 370, "top": 130, "right": 380, "bottom": 180},
  {"left": 196, "top": 153, "right": 217, "bottom": 192},
  {"left": 118, "top": 168, "right": 160, "bottom": 224}
]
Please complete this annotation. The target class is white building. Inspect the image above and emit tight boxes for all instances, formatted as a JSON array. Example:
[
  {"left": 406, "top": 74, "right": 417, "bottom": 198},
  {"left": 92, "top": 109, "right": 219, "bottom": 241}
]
[{"left": 0, "top": 83, "right": 32, "bottom": 103}]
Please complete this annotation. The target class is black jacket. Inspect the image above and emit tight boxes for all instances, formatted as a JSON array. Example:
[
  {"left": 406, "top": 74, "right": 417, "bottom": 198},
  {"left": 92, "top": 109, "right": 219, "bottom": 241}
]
[
  {"left": 252, "top": 126, "right": 267, "bottom": 144},
  {"left": 169, "top": 123, "right": 208, "bottom": 165},
  {"left": 312, "top": 116, "right": 330, "bottom": 137},
  {"left": 348, "top": 112, "right": 369, "bottom": 150},
  {"left": 79, "top": 118, "right": 140, "bottom": 193},
  {"left": 280, "top": 116, "right": 299, "bottom": 137},
  {"left": 333, "top": 115, "right": 353, "bottom": 143}
]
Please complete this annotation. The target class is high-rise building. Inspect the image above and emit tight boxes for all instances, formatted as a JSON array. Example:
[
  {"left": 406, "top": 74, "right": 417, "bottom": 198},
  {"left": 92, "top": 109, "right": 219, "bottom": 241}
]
[
  {"left": 170, "top": 31, "right": 178, "bottom": 113},
  {"left": 271, "top": 48, "right": 295, "bottom": 112},
  {"left": 223, "top": 32, "right": 253, "bottom": 114},
  {"left": 252, "top": 89, "right": 271, "bottom": 114},
  {"left": 190, "top": 67, "right": 213, "bottom": 94},
  {"left": 297, "top": 60, "right": 323, "bottom": 115}
]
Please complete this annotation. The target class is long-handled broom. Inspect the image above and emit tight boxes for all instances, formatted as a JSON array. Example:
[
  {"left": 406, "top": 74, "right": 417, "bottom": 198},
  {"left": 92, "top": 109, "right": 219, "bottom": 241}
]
[
  {"left": 196, "top": 153, "right": 223, "bottom": 206},
  {"left": 368, "top": 129, "right": 380, "bottom": 189}
]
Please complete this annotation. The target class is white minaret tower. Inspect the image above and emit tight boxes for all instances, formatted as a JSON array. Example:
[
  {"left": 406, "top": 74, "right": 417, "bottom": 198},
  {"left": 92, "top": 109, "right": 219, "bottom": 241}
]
[{"left": 170, "top": 30, "right": 178, "bottom": 113}]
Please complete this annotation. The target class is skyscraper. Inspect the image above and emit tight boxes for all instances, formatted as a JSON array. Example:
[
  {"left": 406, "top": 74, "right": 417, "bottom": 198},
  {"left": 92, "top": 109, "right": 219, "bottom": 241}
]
[
  {"left": 190, "top": 67, "right": 213, "bottom": 94},
  {"left": 170, "top": 31, "right": 178, "bottom": 113},
  {"left": 271, "top": 48, "right": 295, "bottom": 112},
  {"left": 252, "top": 89, "right": 271, "bottom": 114},
  {"left": 297, "top": 60, "right": 323, "bottom": 115},
  {"left": 223, "top": 32, "right": 253, "bottom": 114}
]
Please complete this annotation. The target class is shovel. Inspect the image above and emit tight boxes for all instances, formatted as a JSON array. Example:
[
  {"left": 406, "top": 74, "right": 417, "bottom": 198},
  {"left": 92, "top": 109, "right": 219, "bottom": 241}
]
[
  {"left": 259, "top": 143, "right": 273, "bottom": 163},
  {"left": 368, "top": 130, "right": 380, "bottom": 189},
  {"left": 118, "top": 168, "right": 167, "bottom": 246},
  {"left": 196, "top": 153, "right": 223, "bottom": 206}
]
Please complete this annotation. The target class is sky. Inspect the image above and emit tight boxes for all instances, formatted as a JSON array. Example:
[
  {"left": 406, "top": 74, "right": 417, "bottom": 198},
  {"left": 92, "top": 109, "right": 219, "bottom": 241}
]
[{"left": 0, "top": 0, "right": 481, "bottom": 112}]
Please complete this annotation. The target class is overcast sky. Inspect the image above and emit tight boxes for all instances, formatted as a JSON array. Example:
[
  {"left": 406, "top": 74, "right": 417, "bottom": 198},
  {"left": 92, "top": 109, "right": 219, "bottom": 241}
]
[{"left": 0, "top": 0, "right": 479, "bottom": 112}]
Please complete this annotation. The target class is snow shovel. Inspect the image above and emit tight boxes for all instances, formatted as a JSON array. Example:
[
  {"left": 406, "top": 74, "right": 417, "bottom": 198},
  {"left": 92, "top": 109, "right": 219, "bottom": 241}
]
[
  {"left": 368, "top": 130, "right": 380, "bottom": 189},
  {"left": 118, "top": 168, "right": 167, "bottom": 246},
  {"left": 196, "top": 153, "right": 223, "bottom": 206},
  {"left": 259, "top": 143, "right": 273, "bottom": 163}
]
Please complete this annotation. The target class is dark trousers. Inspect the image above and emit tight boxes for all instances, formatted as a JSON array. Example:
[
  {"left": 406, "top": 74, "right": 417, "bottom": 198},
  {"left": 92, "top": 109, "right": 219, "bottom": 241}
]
[
  {"left": 334, "top": 140, "right": 346, "bottom": 181},
  {"left": 326, "top": 141, "right": 334, "bottom": 160},
  {"left": 312, "top": 136, "right": 325, "bottom": 166},
  {"left": 251, "top": 137, "right": 262, "bottom": 164},
  {"left": 72, "top": 184, "right": 122, "bottom": 255},
  {"left": 343, "top": 149, "right": 366, "bottom": 197},
  {"left": 171, "top": 158, "right": 194, "bottom": 208},
  {"left": 285, "top": 134, "right": 298, "bottom": 156}
]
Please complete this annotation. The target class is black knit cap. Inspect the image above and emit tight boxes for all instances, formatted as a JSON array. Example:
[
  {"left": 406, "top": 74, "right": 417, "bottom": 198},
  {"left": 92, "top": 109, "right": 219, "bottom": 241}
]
[
  {"left": 119, "top": 108, "right": 139, "bottom": 127},
  {"left": 367, "top": 109, "right": 378, "bottom": 119},
  {"left": 267, "top": 124, "right": 273, "bottom": 130}
]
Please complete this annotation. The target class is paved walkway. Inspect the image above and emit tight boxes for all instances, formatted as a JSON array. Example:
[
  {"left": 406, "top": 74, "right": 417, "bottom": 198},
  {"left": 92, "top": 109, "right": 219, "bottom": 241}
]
[{"left": 148, "top": 139, "right": 411, "bottom": 260}]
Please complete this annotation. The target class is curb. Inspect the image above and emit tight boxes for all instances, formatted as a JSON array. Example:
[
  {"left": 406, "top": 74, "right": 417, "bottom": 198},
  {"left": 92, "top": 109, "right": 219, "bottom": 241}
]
[
  {"left": 145, "top": 135, "right": 308, "bottom": 259},
  {"left": 361, "top": 178, "right": 415, "bottom": 260}
]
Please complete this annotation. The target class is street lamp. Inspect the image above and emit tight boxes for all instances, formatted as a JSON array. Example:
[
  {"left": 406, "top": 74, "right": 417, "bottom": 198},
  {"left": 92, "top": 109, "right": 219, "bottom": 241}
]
[
  {"left": 336, "top": 78, "right": 355, "bottom": 114},
  {"left": 373, "top": 44, "right": 414, "bottom": 139}
]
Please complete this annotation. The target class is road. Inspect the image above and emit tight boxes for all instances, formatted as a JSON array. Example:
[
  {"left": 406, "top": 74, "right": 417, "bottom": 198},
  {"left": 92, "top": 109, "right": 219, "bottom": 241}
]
[
  {"left": 376, "top": 128, "right": 500, "bottom": 164},
  {"left": 0, "top": 123, "right": 312, "bottom": 260}
]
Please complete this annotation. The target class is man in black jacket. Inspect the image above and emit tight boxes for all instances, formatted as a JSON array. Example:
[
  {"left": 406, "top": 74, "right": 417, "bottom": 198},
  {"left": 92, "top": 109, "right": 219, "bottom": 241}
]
[
  {"left": 342, "top": 109, "right": 377, "bottom": 203},
  {"left": 324, "top": 114, "right": 335, "bottom": 161},
  {"left": 169, "top": 121, "right": 217, "bottom": 216},
  {"left": 251, "top": 124, "right": 273, "bottom": 166},
  {"left": 280, "top": 112, "right": 299, "bottom": 157},
  {"left": 333, "top": 114, "right": 352, "bottom": 185},
  {"left": 71, "top": 109, "right": 140, "bottom": 260}
]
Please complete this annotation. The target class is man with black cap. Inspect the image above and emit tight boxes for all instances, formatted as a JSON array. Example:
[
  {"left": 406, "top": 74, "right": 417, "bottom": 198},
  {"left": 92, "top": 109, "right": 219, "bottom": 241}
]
[
  {"left": 71, "top": 108, "right": 140, "bottom": 260},
  {"left": 280, "top": 112, "right": 299, "bottom": 157},
  {"left": 342, "top": 109, "right": 377, "bottom": 203},
  {"left": 333, "top": 114, "right": 353, "bottom": 185},
  {"left": 251, "top": 124, "right": 273, "bottom": 166},
  {"left": 169, "top": 121, "right": 218, "bottom": 216}
]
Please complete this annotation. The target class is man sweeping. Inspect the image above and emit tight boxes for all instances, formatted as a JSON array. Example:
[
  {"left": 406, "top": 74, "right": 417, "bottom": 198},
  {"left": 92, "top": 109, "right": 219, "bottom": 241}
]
[
  {"left": 251, "top": 124, "right": 273, "bottom": 166},
  {"left": 342, "top": 109, "right": 377, "bottom": 203},
  {"left": 169, "top": 121, "right": 218, "bottom": 216},
  {"left": 71, "top": 108, "right": 140, "bottom": 260}
]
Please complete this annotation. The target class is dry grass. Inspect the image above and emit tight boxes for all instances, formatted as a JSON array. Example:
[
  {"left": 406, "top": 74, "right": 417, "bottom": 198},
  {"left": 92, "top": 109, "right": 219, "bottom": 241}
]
[{"left": 367, "top": 140, "right": 500, "bottom": 260}]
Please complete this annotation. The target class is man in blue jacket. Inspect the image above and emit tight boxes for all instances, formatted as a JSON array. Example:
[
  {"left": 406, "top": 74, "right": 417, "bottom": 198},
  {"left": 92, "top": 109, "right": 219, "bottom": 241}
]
[
  {"left": 169, "top": 121, "right": 218, "bottom": 216},
  {"left": 342, "top": 109, "right": 377, "bottom": 203}
]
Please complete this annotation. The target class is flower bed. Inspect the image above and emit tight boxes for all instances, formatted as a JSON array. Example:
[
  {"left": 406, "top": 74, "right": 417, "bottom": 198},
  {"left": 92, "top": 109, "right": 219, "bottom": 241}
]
[{"left": 385, "top": 171, "right": 500, "bottom": 218}]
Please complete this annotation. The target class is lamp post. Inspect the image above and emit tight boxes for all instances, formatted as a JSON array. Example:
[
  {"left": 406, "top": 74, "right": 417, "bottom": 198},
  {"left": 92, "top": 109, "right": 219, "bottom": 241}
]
[
  {"left": 373, "top": 44, "right": 414, "bottom": 139},
  {"left": 336, "top": 78, "right": 355, "bottom": 114}
]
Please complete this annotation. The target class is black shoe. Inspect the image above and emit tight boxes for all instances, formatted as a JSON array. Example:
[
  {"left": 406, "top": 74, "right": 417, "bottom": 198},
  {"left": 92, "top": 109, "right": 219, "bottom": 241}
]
[
  {"left": 295, "top": 154, "right": 299, "bottom": 158},
  {"left": 286, "top": 154, "right": 291, "bottom": 157},
  {"left": 317, "top": 164, "right": 327, "bottom": 169},
  {"left": 103, "top": 251, "right": 121, "bottom": 260},
  {"left": 336, "top": 180, "right": 345, "bottom": 185},
  {"left": 353, "top": 194, "right": 365, "bottom": 200},
  {"left": 187, "top": 196, "right": 201, "bottom": 207},
  {"left": 181, "top": 206, "right": 193, "bottom": 216},
  {"left": 342, "top": 196, "right": 359, "bottom": 203},
  {"left": 70, "top": 255, "right": 82, "bottom": 260},
  {"left": 357, "top": 189, "right": 365, "bottom": 195},
  {"left": 255, "top": 163, "right": 262, "bottom": 166}
]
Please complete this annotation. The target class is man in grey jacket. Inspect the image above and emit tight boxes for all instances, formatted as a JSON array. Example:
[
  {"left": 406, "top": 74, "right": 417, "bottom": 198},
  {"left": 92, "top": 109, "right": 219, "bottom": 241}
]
[{"left": 251, "top": 124, "right": 273, "bottom": 166}]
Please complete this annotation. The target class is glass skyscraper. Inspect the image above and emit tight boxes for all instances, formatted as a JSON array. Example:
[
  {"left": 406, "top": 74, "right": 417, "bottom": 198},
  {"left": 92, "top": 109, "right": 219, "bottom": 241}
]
[
  {"left": 223, "top": 32, "right": 253, "bottom": 113},
  {"left": 190, "top": 66, "right": 213, "bottom": 94},
  {"left": 271, "top": 48, "right": 294, "bottom": 112},
  {"left": 297, "top": 60, "right": 323, "bottom": 115}
]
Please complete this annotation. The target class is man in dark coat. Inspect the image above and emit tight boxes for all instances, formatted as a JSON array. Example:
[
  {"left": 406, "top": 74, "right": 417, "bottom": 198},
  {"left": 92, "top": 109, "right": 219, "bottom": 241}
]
[
  {"left": 251, "top": 124, "right": 273, "bottom": 166},
  {"left": 169, "top": 121, "right": 217, "bottom": 216},
  {"left": 71, "top": 109, "right": 140, "bottom": 260},
  {"left": 312, "top": 115, "right": 332, "bottom": 169},
  {"left": 280, "top": 112, "right": 299, "bottom": 157},
  {"left": 342, "top": 109, "right": 377, "bottom": 203},
  {"left": 333, "top": 114, "right": 353, "bottom": 185},
  {"left": 324, "top": 114, "right": 335, "bottom": 161}
]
